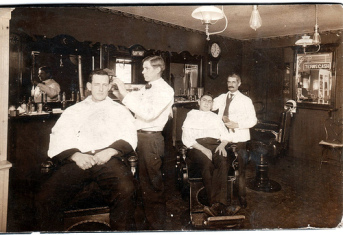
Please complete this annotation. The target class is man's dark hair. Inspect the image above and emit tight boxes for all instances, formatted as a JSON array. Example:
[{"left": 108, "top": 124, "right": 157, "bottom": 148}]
[
  {"left": 88, "top": 69, "right": 109, "bottom": 83},
  {"left": 39, "top": 66, "right": 52, "bottom": 77},
  {"left": 200, "top": 92, "right": 214, "bottom": 100},
  {"left": 142, "top": 56, "right": 165, "bottom": 75},
  {"left": 227, "top": 73, "right": 241, "bottom": 83}
]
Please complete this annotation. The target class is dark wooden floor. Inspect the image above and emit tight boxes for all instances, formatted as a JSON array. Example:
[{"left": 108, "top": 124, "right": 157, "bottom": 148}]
[
  {"left": 162, "top": 143, "right": 343, "bottom": 231},
  {"left": 7, "top": 138, "right": 343, "bottom": 232}
]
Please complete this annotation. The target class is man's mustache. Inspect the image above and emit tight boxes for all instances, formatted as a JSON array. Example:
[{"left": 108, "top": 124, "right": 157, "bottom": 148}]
[{"left": 228, "top": 86, "right": 234, "bottom": 88}]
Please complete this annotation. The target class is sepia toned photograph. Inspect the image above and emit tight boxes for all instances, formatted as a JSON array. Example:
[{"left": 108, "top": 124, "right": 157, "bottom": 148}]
[{"left": 0, "top": 1, "right": 342, "bottom": 233}]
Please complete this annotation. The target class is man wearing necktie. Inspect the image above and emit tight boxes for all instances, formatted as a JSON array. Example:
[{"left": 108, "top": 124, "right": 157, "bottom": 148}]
[
  {"left": 212, "top": 73, "right": 257, "bottom": 209},
  {"left": 112, "top": 56, "right": 174, "bottom": 230}
]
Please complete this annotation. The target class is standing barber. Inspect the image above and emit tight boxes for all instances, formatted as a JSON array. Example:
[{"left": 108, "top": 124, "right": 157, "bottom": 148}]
[
  {"left": 212, "top": 73, "right": 257, "bottom": 209},
  {"left": 33, "top": 66, "right": 60, "bottom": 103},
  {"left": 112, "top": 56, "right": 174, "bottom": 230}
]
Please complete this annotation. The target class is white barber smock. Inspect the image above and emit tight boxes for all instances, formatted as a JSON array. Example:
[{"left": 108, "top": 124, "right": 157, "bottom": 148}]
[
  {"left": 182, "top": 109, "right": 232, "bottom": 148},
  {"left": 212, "top": 90, "right": 257, "bottom": 143},
  {"left": 48, "top": 96, "right": 137, "bottom": 158}
]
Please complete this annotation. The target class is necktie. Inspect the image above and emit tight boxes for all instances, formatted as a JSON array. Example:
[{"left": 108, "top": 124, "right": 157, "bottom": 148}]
[
  {"left": 145, "top": 83, "right": 152, "bottom": 89},
  {"left": 223, "top": 93, "right": 233, "bottom": 118}
]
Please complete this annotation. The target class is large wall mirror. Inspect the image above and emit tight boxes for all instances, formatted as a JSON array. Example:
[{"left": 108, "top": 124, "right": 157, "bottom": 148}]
[
  {"left": 294, "top": 44, "right": 337, "bottom": 109},
  {"left": 170, "top": 51, "right": 203, "bottom": 100}
]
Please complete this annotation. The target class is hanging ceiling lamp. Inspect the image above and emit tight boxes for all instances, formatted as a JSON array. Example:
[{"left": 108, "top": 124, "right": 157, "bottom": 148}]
[
  {"left": 295, "top": 5, "right": 321, "bottom": 53},
  {"left": 191, "top": 6, "right": 228, "bottom": 41},
  {"left": 249, "top": 5, "right": 262, "bottom": 31}
]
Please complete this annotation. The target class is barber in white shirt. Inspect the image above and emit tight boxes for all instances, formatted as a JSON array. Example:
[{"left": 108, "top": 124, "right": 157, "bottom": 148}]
[
  {"left": 112, "top": 56, "right": 174, "bottom": 230},
  {"left": 212, "top": 73, "right": 257, "bottom": 209},
  {"left": 33, "top": 66, "right": 60, "bottom": 103}
]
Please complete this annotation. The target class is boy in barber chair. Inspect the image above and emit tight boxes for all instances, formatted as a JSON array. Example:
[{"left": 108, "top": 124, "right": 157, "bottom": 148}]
[{"left": 182, "top": 93, "right": 240, "bottom": 217}]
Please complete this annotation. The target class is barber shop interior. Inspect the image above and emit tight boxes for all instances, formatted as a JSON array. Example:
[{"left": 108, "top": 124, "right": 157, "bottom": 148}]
[{"left": 0, "top": 3, "right": 343, "bottom": 233}]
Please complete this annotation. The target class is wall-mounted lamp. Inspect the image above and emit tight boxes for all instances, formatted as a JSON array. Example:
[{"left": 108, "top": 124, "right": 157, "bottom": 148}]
[
  {"left": 295, "top": 5, "right": 321, "bottom": 53},
  {"left": 249, "top": 5, "right": 262, "bottom": 31},
  {"left": 191, "top": 6, "right": 228, "bottom": 41}
]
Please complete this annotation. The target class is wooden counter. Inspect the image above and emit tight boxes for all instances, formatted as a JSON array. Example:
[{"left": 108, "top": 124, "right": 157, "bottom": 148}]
[{"left": 7, "top": 112, "right": 61, "bottom": 232}]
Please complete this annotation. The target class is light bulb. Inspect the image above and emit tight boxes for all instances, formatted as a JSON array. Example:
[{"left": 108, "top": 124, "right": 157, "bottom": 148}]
[
  {"left": 250, "top": 5, "right": 262, "bottom": 31},
  {"left": 313, "top": 25, "right": 321, "bottom": 45}
]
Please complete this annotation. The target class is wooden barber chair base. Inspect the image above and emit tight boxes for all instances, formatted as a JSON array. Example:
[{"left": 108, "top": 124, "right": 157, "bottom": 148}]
[
  {"left": 40, "top": 154, "right": 138, "bottom": 232},
  {"left": 176, "top": 143, "right": 245, "bottom": 228},
  {"left": 64, "top": 206, "right": 111, "bottom": 231},
  {"left": 189, "top": 176, "right": 245, "bottom": 229}
]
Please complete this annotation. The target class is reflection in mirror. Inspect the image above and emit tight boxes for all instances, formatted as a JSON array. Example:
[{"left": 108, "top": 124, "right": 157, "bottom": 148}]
[
  {"left": 295, "top": 52, "right": 333, "bottom": 105},
  {"left": 171, "top": 63, "right": 198, "bottom": 99},
  {"left": 115, "top": 58, "right": 132, "bottom": 84}
]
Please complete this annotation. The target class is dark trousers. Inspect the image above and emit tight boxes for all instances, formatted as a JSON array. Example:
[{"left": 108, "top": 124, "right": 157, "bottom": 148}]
[
  {"left": 35, "top": 157, "right": 136, "bottom": 231},
  {"left": 236, "top": 142, "right": 248, "bottom": 197},
  {"left": 137, "top": 132, "right": 166, "bottom": 230},
  {"left": 187, "top": 138, "right": 229, "bottom": 206}
]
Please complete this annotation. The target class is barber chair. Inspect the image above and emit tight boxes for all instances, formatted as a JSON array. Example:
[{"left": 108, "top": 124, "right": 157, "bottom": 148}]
[
  {"left": 176, "top": 143, "right": 245, "bottom": 229},
  {"left": 40, "top": 154, "right": 138, "bottom": 231},
  {"left": 247, "top": 100, "right": 296, "bottom": 192}
]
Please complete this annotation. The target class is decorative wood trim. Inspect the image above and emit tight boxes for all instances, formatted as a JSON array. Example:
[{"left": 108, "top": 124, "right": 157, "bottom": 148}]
[{"left": 0, "top": 8, "right": 13, "bottom": 233}]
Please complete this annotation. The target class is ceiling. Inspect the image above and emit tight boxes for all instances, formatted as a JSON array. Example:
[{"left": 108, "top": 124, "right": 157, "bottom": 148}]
[{"left": 105, "top": 4, "right": 343, "bottom": 40}]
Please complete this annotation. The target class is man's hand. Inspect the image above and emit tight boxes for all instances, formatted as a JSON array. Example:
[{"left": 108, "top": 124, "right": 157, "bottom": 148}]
[
  {"left": 70, "top": 152, "right": 95, "bottom": 170},
  {"left": 215, "top": 142, "right": 228, "bottom": 157},
  {"left": 112, "top": 77, "right": 128, "bottom": 100},
  {"left": 224, "top": 121, "right": 238, "bottom": 133},
  {"left": 93, "top": 148, "right": 118, "bottom": 165}
]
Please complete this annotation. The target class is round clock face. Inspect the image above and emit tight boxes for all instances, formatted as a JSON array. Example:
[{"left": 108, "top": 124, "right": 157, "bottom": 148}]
[{"left": 210, "top": 43, "right": 221, "bottom": 58}]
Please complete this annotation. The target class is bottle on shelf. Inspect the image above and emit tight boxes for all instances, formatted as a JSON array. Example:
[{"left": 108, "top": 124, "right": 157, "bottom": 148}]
[
  {"left": 76, "top": 91, "right": 80, "bottom": 103},
  {"left": 71, "top": 90, "right": 75, "bottom": 102},
  {"left": 20, "top": 96, "right": 27, "bottom": 113},
  {"left": 26, "top": 97, "right": 32, "bottom": 114},
  {"left": 61, "top": 92, "right": 67, "bottom": 110}
]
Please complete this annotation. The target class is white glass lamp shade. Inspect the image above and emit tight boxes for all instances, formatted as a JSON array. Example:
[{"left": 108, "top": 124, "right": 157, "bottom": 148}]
[
  {"left": 295, "top": 35, "right": 313, "bottom": 47},
  {"left": 192, "top": 6, "right": 224, "bottom": 24},
  {"left": 249, "top": 5, "right": 262, "bottom": 31}
]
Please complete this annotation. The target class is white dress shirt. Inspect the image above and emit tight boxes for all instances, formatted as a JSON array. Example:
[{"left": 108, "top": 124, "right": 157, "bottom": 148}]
[
  {"left": 182, "top": 110, "right": 232, "bottom": 148},
  {"left": 122, "top": 78, "right": 174, "bottom": 131},
  {"left": 48, "top": 96, "right": 137, "bottom": 157},
  {"left": 33, "top": 78, "right": 61, "bottom": 103},
  {"left": 212, "top": 90, "right": 257, "bottom": 143}
]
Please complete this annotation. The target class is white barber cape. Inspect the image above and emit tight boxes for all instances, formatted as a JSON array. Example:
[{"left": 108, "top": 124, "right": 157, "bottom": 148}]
[
  {"left": 182, "top": 110, "right": 232, "bottom": 148},
  {"left": 48, "top": 96, "right": 137, "bottom": 158}
]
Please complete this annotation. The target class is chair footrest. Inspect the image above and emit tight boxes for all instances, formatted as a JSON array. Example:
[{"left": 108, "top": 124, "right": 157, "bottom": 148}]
[
  {"left": 64, "top": 206, "right": 110, "bottom": 218},
  {"left": 204, "top": 215, "right": 245, "bottom": 227}
]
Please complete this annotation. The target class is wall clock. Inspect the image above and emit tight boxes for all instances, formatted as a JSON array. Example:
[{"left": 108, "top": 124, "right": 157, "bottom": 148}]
[
  {"left": 209, "top": 42, "right": 221, "bottom": 59},
  {"left": 208, "top": 42, "right": 221, "bottom": 79}
]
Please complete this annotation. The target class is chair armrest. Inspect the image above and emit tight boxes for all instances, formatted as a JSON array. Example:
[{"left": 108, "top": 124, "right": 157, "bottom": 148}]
[
  {"left": 40, "top": 159, "right": 55, "bottom": 174},
  {"left": 128, "top": 155, "right": 138, "bottom": 176}
]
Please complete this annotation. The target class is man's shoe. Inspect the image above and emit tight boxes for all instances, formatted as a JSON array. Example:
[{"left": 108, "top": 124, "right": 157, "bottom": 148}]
[
  {"left": 225, "top": 205, "right": 241, "bottom": 216},
  {"left": 203, "top": 203, "right": 224, "bottom": 217},
  {"left": 203, "top": 206, "right": 216, "bottom": 217},
  {"left": 239, "top": 196, "right": 247, "bottom": 208}
]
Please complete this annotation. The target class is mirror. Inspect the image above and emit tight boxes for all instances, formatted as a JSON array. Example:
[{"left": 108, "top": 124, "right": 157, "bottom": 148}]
[
  {"left": 170, "top": 51, "right": 202, "bottom": 100},
  {"left": 294, "top": 50, "right": 336, "bottom": 108}
]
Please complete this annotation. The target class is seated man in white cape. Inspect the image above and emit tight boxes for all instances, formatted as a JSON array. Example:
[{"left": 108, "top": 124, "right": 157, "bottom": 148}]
[
  {"left": 182, "top": 93, "right": 238, "bottom": 217},
  {"left": 36, "top": 69, "right": 137, "bottom": 231}
]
